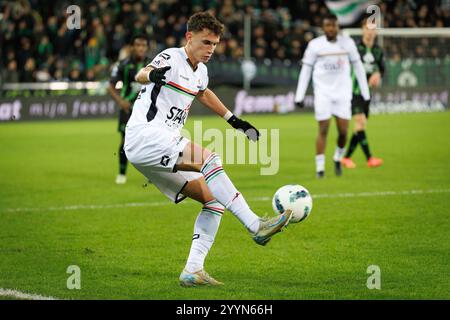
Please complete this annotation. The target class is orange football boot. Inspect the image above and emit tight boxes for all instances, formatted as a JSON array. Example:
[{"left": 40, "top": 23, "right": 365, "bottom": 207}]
[
  {"left": 367, "top": 157, "right": 383, "bottom": 168},
  {"left": 341, "top": 157, "right": 356, "bottom": 169}
]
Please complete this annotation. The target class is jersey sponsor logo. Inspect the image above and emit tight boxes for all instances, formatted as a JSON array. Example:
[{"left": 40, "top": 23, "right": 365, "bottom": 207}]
[
  {"left": 323, "top": 57, "right": 346, "bottom": 72},
  {"left": 166, "top": 106, "right": 189, "bottom": 125},
  {"left": 164, "top": 103, "right": 191, "bottom": 129},
  {"left": 180, "top": 75, "right": 190, "bottom": 81}
]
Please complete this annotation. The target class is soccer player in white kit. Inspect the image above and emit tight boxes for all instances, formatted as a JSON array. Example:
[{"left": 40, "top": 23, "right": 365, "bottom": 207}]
[
  {"left": 294, "top": 14, "right": 370, "bottom": 178},
  {"left": 125, "top": 12, "right": 292, "bottom": 287}
]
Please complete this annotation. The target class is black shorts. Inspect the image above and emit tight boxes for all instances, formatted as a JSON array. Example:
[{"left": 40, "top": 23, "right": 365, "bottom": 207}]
[
  {"left": 351, "top": 95, "right": 370, "bottom": 118},
  {"left": 118, "top": 109, "right": 131, "bottom": 133}
]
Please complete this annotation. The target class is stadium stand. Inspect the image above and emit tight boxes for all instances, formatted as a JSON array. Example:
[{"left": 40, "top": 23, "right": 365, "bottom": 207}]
[{"left": 1, "top": 0, "right": 449, "bottom": 83}]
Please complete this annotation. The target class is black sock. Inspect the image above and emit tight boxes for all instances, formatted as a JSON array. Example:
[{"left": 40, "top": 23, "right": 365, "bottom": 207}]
[
  {"left": 119, "top": 136, "right": 127, "bottom": 175},
  {"left": 356, "top": 130, "right": 372, "bottom": 160},
  {"left": 345, "top": 133, "right": 359, "bottom": 158}
]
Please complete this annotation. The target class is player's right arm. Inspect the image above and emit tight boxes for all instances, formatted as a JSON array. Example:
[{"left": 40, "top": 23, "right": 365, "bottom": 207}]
[
  {"left": 135, "top": 65, "right": 153, "bottom": 84},
  {"left": 108, "top": 61, "right": 131, "bottom": 112},
  {"left": 135, "top": 65, "right": 171, "bottom": 85},
  {"left": 135, "top": 51, "right": 172, "bottom": 85},
  {"left": 295, "top": 41, "right": 316, "bottom": 106}
]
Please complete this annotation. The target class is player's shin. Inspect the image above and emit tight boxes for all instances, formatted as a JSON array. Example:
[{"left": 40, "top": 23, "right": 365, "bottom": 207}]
[
  {"left": 356, "top": 130, "right": 372, "bottom": 160},
  {"left": 345, "top": 133, "right": 359, "bottom": 158},
  {"left": 333, "top": 146, "right": 346, "bottom": 162},
  {"left": 185, "top": 200, "right": 223, "bottom": 273},
  {"left": 200, "top": 153, "right": 260, "bottom": 234},
  {"left": 119, "top": 138, "right": 128, "bottom": 175},
  {"left": 315, "top": 154, "right": 325, "bottom": 173}
]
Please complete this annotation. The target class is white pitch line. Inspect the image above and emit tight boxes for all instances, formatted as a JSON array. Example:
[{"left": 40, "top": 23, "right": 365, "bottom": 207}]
[
  {"left": 2, "top": 189, "right": 450, "bottom": 214},
  {"left": 3, "top": 201, "right": 171, "bottom": 213},
  {"left": 0, "top": 288, "right": 58, "bottom": 300},
  {"left": 254, "top": 188, "right": 450, "bottom": 201}
]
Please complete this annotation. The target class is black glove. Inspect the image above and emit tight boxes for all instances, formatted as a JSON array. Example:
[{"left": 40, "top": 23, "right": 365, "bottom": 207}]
[
  {"left": 149, "top": 66, "right": 171, "bottom": 86},
  {"left": 227, "top": 115, "right": 260, "bottom": 141},
  {"left": 295, "top": 101, "right": 304, "bottom": 108}
]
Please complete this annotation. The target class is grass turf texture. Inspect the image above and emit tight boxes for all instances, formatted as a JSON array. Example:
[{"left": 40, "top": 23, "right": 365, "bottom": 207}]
[{"left": 0, "top": 112, "right": 449, "bottom": 299}]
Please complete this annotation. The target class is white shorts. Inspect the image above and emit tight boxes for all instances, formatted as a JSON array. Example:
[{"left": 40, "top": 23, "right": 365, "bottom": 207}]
[
  {"left": 124, "top": 125, "right": 203, "bottom": 203},
  {"left": 314, "top": 96, "right": 351, "bottom": 121}
]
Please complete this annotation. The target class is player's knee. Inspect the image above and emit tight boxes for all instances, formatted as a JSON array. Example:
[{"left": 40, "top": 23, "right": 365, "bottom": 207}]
[
  {"left": 201, "top": 152, "right": 223, "bottom": 171},
  {"left": 338, "top": 130, "right": 347, "bottom": 139},
  {"left": 319, "top": 127, "right": 329, "bottom": 136},
  {"left": 201, "top": 195, "right": 215, "bottom": 204},
  {"left": 354, "top": 115, "right": 366, "bottom": 131},
  {"left": 354, "top": 123, "right": 364, "bottom": 131}
]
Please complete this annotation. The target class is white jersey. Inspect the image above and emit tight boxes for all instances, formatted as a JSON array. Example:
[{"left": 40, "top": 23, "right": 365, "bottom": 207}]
[
  {"left": 302, "top": 34, "right": 360, "bottom": 101},
  {"left": 126, "top": 47, "right": 209, "bottom": 134}
]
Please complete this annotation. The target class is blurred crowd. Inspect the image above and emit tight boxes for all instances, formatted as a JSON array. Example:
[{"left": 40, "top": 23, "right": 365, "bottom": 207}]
[{"left": 1, "top": 0, "right": 449, "bottom": 83}]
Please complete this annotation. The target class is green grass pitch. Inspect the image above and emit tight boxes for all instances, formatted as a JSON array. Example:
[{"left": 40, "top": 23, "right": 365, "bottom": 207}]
[{"left": 0, "top": 111, "right": 449, "bottom": 299}]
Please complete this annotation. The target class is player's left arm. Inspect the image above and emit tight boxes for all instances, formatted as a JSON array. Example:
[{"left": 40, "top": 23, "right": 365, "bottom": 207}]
[
  {"left": 349, "top": 39, "right": 370, "bottom": 100},
  {"left": 197, "top": 88, "right": 260, "bottom": 142}
]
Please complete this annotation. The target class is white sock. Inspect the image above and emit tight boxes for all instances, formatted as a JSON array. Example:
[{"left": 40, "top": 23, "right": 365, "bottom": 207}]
[
  {"left": 185, "top": 200, "right": 224, "bottom": 273},
  {"left": 316, "top": 154, "right": 325, "bottom": 173},
  {"left": 333, "top": 146, "right": 346, "bottom": 162},
  {"left": 200, "top": 153, "right": 260, "bottom": 234}
]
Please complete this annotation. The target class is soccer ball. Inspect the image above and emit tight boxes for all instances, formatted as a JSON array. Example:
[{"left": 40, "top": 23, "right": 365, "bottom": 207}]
[{"left": 272, "top": 184, "right": 313, "bottom": 223}]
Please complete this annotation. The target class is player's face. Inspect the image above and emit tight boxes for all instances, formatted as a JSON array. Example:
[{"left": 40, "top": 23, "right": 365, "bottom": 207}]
[
  {"left": 133, "top": 39, "right": 148, "bottom": 59},
  {"left": 186, "top": 29, "right": 220, "bottom": 64},
  {"left": 323, "top": 19, "right": 339, "bottom": 41},
  {"left": 362, "top": 22, "right": 377, "bottom": 41}
]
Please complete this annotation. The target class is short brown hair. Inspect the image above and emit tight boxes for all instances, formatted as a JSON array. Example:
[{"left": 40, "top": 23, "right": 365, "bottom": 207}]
[{"left": 187, "top": 12, "right": 224, "bottom": 37}]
